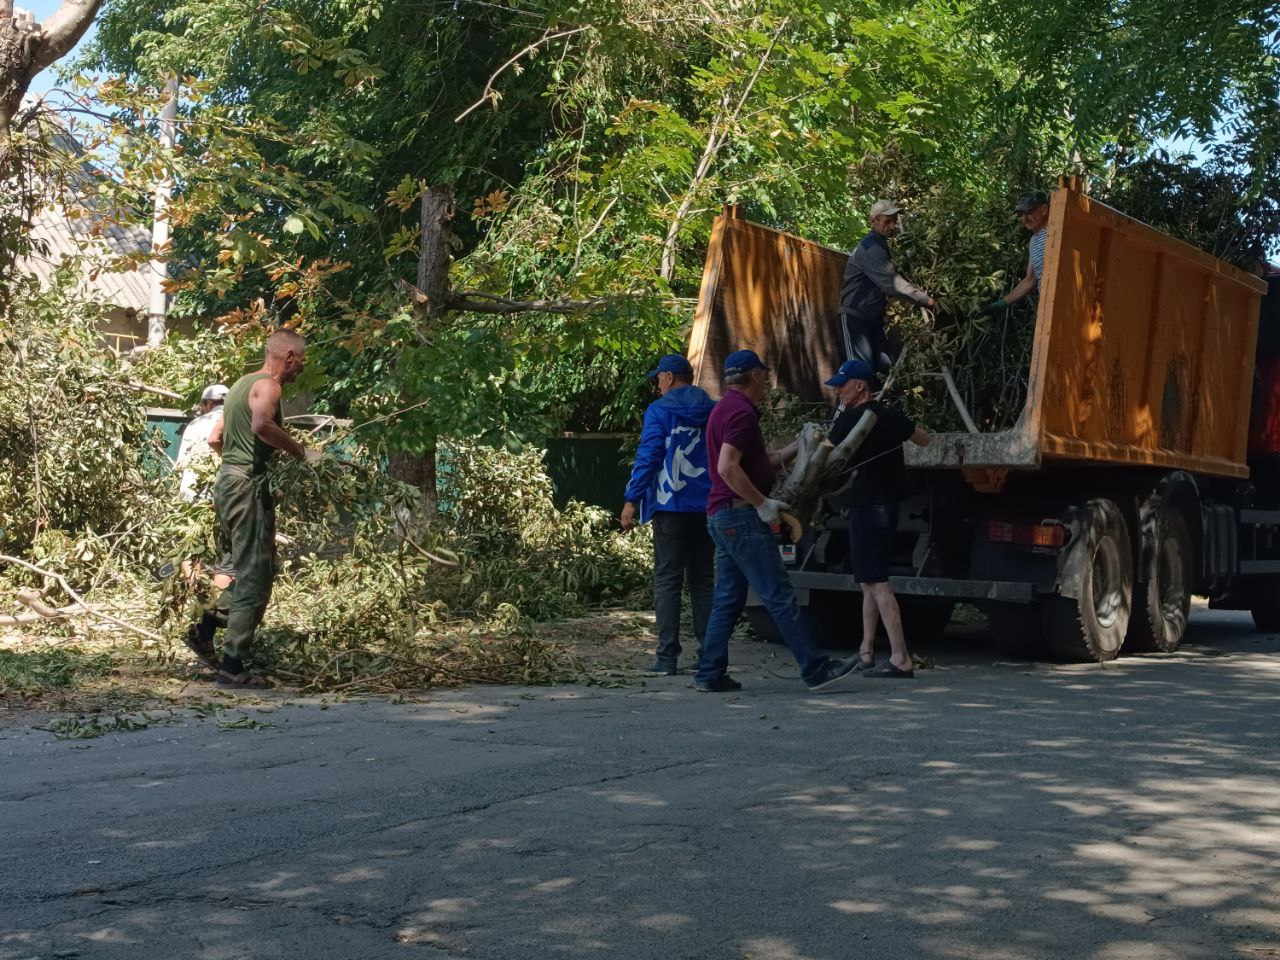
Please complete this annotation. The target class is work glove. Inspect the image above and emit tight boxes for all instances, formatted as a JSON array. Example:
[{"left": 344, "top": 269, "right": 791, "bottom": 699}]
[
  {"left": 755, "top": 498, "right": 791, "bottom": 525},
  {"left": 981, "top": 299, "right": 1008, "bottom": 315}
]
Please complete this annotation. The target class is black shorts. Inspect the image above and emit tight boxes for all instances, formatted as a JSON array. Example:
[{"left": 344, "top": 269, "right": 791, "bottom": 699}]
[{"left": 847, "top": 502, "right": 899, "bottom": 584}]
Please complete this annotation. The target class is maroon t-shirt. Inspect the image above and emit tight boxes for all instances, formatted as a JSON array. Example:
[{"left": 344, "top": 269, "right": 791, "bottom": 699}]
[{"left": 706, "top": 388, "right": 776, "bottom": 515}]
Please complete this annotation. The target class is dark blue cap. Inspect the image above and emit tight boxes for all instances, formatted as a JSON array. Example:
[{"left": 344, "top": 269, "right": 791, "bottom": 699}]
[
  {"left": 825, "top": 358, "right": 877, "bottom": 387},
  {"left": 723, "top": 349, "right": 770, "bottom": 376},
  {"left": 646, "top": 354, "right": 693, "bottom": 378}
]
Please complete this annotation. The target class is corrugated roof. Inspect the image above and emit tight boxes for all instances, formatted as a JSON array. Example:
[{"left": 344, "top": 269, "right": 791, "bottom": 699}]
[{"left": 17, "top": 201, "right": 155, "bottom": 313}]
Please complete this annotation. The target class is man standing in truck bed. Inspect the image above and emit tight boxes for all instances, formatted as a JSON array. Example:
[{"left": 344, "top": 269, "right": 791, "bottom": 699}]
[
  {"left": 838, "top": 199, "right": 937, "bottom": 374},
  {"left": 207, "top": 329, "right": 319, "bottom": 688},
  {"left": 984, "top": 190, "right": 1051, "bottom": 315}
]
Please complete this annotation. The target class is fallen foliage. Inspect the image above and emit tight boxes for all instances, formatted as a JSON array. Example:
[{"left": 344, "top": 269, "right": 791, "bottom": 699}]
[{"left": 2, "top": 286, "right": 652, "bottom": 698}]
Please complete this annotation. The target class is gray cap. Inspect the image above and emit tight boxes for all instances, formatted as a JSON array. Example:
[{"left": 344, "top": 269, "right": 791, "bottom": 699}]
[
  {"left": 869, "top": 199, "right": 902, "bottom": 219},
  {"left": 201, "top": 384, "right": 229, "bottom": 403},
  {"left": 1014, "top": 190, "right": 1050, "bottom": 213}
]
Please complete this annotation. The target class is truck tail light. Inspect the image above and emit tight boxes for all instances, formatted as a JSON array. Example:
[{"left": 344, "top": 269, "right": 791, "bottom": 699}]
[{"left": 987, "top": 520, "right": 1067, "bottom": 548}]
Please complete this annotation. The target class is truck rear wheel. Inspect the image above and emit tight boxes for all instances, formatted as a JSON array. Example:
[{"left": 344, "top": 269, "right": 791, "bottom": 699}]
[
  {"left": 1126, "top": 500, "right": 1192, "bottom": 652},
  {"left": 1041, "top": 499, "right": 1133, "bottom": 662}
]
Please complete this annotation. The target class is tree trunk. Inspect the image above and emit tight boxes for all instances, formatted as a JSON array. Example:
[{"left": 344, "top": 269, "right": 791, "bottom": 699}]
[
  {"left": 390, "top": 446, "right": 439, "bottom": 521},
  {"left": 1, "top": 1, "right": 104, "bottom": 147},
  {"left": 386, "top": 185, "right": 453, "bottom": 523},
  {"left": 418, "top": 186, "right": 454, "bottom": 313}
]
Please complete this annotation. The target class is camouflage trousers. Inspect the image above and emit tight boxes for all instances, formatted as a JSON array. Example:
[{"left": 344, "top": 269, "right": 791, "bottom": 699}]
[{"left": 213, "top": 464, "right": 276, "bottom": 660}]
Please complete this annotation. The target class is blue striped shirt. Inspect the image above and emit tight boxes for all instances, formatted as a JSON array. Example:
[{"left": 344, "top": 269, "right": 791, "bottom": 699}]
[{"left": 1029, "top": 227, "right": 1047, "bottom": 286}]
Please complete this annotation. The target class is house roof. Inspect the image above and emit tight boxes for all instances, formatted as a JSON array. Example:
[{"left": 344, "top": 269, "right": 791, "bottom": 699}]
[
  {"left": 13, "top": 114, "right": 156, "bottom": 315},
  {"left": 19, "top": 203, "right": 155, "bottom": 314}
]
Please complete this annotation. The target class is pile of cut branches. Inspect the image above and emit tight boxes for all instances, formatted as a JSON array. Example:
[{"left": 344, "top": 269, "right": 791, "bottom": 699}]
[{"left": 1, "top": 284, "right": 649, "bottom": 697}]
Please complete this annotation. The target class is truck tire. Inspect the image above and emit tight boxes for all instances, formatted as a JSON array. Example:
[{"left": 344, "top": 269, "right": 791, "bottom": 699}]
[
  {"left": 1126, "top": 500, "right": 1192, "bottom": 652},
  {"left": 1248, "top": 578, "right": 1280, "bottom": 632},
  {"left": 1041, "top": 499, "right": 1133, "bottom": 662}
]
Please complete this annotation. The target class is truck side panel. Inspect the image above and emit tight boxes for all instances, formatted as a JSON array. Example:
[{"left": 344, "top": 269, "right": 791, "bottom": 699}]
[
  {"left": 689, "top": 207, "right": 845, "bottom": 403},
  {"left": 1036, "top": 190, "right": 1263, "bottom": 478}
]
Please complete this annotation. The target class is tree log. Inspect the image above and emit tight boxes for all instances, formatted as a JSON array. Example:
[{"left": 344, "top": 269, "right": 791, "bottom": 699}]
[
  {"left": 826, "top": 409, "right": 879, "bottom": 474},
  {"left": 775, "top": 422, "right": 824, "bottom": 503}
]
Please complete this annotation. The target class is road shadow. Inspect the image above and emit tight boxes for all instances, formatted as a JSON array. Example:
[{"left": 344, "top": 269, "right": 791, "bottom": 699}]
[{"left": 3, "top": 610, "right": 1279, "bottom": 959}]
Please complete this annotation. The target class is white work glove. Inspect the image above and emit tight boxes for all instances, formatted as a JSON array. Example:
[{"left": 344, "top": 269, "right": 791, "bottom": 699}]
[
  {"left": 303, "top": 447, "right": 324, "bottom": 466},
  {"left": 755, "top": 498, "right": 790, "bottom": 525}
]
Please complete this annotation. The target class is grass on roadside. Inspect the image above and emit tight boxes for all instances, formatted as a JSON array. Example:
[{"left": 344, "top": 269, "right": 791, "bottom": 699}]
[{"left": 0, "top": 647, "right": 117, "bottom": 698}]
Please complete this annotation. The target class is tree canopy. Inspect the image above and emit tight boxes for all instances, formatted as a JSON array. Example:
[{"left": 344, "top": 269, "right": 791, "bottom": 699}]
[{"left": 13, "top": 0, "right": 1276, "bottom": 443}]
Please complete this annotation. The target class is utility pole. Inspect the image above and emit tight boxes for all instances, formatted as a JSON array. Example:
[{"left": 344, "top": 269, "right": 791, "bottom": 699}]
[{"left": 146, "top": 73, "right": 177, "bottom": 347}]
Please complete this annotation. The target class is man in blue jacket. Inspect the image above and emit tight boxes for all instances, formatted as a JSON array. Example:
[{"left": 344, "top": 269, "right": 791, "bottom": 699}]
[{"left": 621, "top": 354, "right": 717, "bottom": 675}]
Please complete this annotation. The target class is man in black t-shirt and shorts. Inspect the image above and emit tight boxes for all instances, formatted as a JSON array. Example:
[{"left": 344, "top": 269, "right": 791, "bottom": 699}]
[{"left": 826, "top": 359, "right": 930, "bottom": 678}]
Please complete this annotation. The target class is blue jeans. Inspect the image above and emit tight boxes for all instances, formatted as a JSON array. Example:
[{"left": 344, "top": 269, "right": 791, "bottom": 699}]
[{"left": 695, "top": 507, "right": 831, "bottom": 685}]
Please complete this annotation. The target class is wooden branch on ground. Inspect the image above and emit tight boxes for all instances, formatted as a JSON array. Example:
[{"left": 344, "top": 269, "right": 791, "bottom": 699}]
[
  {"left": 0, "top": 554, "right": 167, "bottom": 643},
  {"left": 402, "top": 535, "right": 460, "bottom": 567},
  {"left": 0, "top": 589, "right": 87, "bottom": 624}
]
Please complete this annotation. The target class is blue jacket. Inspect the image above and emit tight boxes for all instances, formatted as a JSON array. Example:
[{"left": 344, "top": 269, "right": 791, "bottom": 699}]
[{"left": 624, "top": 384, "right": 716, "bottom": 521}]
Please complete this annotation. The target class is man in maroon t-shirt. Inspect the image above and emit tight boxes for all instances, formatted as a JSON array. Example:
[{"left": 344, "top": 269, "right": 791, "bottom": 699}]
[{"left": 694, "top": 350, "right": 859, "bottom": 693}]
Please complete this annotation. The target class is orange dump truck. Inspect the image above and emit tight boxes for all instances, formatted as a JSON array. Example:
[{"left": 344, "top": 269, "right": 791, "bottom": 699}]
[{"left": 689, "top": 183, "right": 1280, "bottom": 661}]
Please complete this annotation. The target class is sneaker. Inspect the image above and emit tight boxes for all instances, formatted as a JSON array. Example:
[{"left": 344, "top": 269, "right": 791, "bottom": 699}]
[
  {"left": 694, "top": 675, "right": 743, "bottom": 693},
  {"left": 807, "top": 657, "right": 861, "bottom": 693},
  {"left": 645, "top": 659, "right": 679, "bottom": 676}
]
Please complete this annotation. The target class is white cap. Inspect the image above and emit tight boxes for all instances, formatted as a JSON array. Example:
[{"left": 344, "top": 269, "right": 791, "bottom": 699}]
[
  {"left": 869, "top": 199, "right": 902, "bottom": 219},
  {"left": 201, "top": 384, "right": 229, "bottom": 402}
]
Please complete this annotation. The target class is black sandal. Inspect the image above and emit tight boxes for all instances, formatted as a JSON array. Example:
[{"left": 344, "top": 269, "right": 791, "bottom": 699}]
[
  {"left": 865, "top": 661, "right": 914, "bottom": 679},
  {"left": 855, "top": 651, "right": 876, "bottom": 671},
  {"left": 216, "top": 670, "right": 273, "bottom": 689}
]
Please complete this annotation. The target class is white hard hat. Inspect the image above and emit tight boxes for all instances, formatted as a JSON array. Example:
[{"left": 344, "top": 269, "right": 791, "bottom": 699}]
[{"left": 201, "top": 384, "right": 229, "bottom": 402}]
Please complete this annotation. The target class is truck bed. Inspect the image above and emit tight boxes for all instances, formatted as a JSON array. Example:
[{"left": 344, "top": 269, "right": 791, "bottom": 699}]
[{"left": 690, "top": 186, "right": 1268, "bottom": 480}]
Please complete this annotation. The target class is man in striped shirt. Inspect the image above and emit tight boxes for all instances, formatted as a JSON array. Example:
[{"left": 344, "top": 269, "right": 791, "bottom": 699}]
[{"left": 985, "top": 190, "right": 1050, "bottom": 314}]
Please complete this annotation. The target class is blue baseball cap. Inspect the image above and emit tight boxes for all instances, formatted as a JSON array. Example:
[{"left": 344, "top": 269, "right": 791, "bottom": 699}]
[
  {"left": 723, "top": 349, "right": 770, "bottom": 376},
  {"left": 646, "top": 354, "right": 694, "bottom": 378},
  {"left": 825, "top": 358, "right": 877, "bottom": 386}
]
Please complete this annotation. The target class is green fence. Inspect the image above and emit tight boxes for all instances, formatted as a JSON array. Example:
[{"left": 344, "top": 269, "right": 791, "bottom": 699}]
[{"left": 543, "top": 434, "right": 633, "bottom": 512}]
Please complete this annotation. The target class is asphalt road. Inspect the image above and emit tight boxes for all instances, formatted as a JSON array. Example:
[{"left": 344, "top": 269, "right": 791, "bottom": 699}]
[{"left": 4, "top": 609, "right": 1280, "bottom": 960}]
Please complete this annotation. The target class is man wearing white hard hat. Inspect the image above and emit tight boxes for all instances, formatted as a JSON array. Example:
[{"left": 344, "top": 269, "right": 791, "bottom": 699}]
[
  {"left": 175, "top": 384, "right": 229, "bottom": 502},
  {"left": 837, "top": 199, "right": 937, "bottom": 374}
]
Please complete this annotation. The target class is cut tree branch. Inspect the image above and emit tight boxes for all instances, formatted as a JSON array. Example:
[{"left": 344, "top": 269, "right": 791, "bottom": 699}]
[
  {"left": 0, "top": 554, "right": 167, "bottom": 643},
  {"left": 0, "top": 589, "right": 86, "bottom": 624}
]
